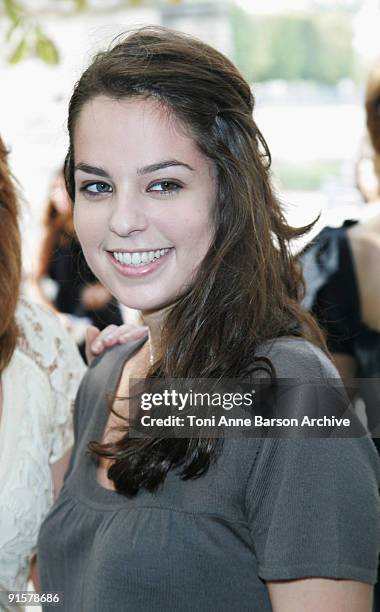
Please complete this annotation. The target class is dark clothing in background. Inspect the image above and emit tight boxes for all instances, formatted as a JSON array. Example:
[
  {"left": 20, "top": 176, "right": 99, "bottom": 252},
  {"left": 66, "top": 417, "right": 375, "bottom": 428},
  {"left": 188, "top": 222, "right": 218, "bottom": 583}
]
[{"left": 48, "top": 238, "right": 123, "bottom": 358}]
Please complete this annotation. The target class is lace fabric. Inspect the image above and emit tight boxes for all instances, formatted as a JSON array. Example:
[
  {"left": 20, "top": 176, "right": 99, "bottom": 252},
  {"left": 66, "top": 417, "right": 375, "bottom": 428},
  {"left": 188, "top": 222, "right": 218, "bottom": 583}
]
[{"left": 0, "top": 299, "right": 85, "bottom": 593}]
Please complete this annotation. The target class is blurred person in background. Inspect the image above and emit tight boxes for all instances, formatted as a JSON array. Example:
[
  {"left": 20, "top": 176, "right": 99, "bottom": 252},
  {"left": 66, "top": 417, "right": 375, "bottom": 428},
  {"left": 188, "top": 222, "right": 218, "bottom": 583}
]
[
  {"left": 31, "top": 168, "right": 124, "bottom": 361},
  {"left": 356, "top": 59, "right": 380, "bottom": 203},
  {"left": 302, "top": 58, "right": 380, "bottom": 612},
  {"left": 302, "top": 57, "right": 380, "bottom": 450},
  {"left": 0, "top": 135, "right": 85, "bottom": 603}
]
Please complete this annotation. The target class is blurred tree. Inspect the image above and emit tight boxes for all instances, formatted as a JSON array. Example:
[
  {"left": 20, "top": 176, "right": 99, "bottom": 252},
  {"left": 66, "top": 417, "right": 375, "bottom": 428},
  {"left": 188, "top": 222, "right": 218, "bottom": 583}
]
[
  {"left": 1, "top": 0, "right": 182, "bottom": 64},
  {"left": 231, "top": 6, "right": 356, "bottom": 85}
]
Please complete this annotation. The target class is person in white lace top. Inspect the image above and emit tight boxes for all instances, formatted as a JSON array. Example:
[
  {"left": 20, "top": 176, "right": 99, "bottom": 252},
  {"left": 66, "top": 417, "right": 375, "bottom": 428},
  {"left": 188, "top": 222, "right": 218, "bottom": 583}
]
[
  {"left": 0, "top": 135, "right": 86, "bottom": 598},
  {"left": 0, "top": 298, "right": 86, "bottom": 595}
]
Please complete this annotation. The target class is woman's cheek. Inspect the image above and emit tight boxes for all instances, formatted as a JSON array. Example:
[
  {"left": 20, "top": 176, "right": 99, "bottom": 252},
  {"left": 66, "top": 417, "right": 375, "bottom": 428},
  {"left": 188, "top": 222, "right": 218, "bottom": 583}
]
[
  {"left": 73, "top": 204, "right": 83, "bottom": 240},
  {"left": 74, "top": 205, "right": 99, "bottom": 249}
]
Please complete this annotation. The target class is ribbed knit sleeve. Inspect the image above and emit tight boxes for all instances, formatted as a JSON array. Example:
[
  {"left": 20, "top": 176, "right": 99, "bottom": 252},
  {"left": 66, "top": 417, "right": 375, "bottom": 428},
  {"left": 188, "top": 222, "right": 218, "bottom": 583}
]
[{"left": 245, "top": 436, "right": 380, "bottom": 584}]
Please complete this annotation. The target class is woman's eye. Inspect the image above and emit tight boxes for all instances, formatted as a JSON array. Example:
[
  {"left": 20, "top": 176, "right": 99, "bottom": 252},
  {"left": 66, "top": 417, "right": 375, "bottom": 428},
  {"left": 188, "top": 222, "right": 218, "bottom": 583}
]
[
  {"left": 148, "top": 180, "right": 182, "bottom": 195},
  {"left": 82, "top": 182, "right": 113, "bottom": 195}
]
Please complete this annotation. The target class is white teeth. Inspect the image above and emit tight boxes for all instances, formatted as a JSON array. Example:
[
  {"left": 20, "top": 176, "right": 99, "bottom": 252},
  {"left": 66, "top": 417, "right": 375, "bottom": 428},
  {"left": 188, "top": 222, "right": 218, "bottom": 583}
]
[
  {"left": 131, "top": 252, "right": 141, "bottom": 265},
  {"left": 112, "top": 248, "right": 171, "bottom": 266}
]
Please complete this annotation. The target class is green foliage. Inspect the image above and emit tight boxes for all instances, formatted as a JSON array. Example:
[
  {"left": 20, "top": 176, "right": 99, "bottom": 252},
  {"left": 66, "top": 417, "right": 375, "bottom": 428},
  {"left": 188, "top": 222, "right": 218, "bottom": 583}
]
[
  {"left": 3, "top": 0, "right": 23, "bottom": 24},
  {"left": 4, "top": 0, "right": 26, "bottom": 63},
  {"left": 74, "top": 0, "right": 87, "bottom": 9},
  {"left": 2, "top": 0, "right": 59, "bottom": 64},
  {"left": 8, "top": 33, "right": 28, "bottom": 63},
  {"left": 1, "top": 0, "right": 182, "bottom": 65},
  {"left": 35, "top": 27, "right": 59, "bottom": 64},
  {"left": 230, "top": 5, "right": 355, "bottom": 84}
]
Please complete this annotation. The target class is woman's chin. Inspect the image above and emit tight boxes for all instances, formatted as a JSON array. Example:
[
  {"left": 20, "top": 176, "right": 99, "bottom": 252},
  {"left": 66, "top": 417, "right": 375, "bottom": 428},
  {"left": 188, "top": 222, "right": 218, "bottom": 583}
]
[{"left": 120, "top": 297, "right": 175, "bottom": 316}]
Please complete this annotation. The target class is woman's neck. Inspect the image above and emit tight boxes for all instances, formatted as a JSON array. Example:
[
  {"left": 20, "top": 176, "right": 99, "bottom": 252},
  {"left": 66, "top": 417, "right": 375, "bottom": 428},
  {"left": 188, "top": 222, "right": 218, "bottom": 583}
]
[{"left": 138, "top": 304, "right": 172, "bottom": 365}]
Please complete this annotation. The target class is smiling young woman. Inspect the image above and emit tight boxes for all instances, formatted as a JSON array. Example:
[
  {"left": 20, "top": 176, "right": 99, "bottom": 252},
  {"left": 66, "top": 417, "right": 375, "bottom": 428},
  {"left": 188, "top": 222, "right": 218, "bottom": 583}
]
[{"left": 37, "top": 27, "right": 380, "bottom": 612}]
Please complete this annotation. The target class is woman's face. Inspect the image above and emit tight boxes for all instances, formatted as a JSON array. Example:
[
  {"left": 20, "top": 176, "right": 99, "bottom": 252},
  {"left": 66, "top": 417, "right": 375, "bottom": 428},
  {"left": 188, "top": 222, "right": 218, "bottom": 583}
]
[{"left": 73, "top": 96, "right": 216, "bottom": 313}]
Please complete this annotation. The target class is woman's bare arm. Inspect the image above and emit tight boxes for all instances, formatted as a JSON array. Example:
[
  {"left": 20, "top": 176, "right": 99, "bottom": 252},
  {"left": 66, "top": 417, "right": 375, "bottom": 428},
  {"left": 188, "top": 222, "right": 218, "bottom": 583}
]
[{"left": 268, "top": 577, "right": 373, "bottom": 612}]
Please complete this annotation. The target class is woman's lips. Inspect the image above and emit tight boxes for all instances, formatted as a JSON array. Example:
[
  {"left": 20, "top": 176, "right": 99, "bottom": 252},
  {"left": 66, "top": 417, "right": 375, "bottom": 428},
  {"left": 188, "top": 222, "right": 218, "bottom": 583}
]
[{"left": 106, "top": 248, "right": 174, "bottom": 278}]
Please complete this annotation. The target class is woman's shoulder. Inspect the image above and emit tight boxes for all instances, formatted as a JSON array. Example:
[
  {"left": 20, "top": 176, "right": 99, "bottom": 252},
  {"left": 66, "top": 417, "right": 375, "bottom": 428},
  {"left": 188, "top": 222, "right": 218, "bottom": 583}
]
[
  {"left": 74, "top": 340, "right": 143, "bottom": 417},
  {"left": 9, "top": 299, "right": 85, "bottom": 466},
  {"left": 15, "top": 297, "right": 85, "bottom": 376},
  {"left": 255, "top": 336, "right": 339, "bottom": 381},
  {"left": 16, "top": 296, "right": 55, "bottom": 327}
]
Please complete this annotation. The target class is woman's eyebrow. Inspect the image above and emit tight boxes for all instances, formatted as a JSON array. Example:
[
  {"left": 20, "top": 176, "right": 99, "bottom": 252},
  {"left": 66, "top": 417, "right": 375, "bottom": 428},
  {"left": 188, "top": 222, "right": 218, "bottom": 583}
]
[
  {"left": 74, "top": 160, "right": 195, "bottom": 177},
  {"left": 74, "top": 163, "right": 110, "bottom": 178},
  {"left": 137, "top": 160, "right": 195, "bottom": 175}
]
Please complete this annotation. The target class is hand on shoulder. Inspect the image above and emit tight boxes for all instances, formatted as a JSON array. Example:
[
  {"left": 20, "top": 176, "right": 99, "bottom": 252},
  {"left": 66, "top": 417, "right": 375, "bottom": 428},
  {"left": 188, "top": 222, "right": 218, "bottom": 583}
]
[{"left": 85, "top": 323, "right": 148, "bottom": 364}]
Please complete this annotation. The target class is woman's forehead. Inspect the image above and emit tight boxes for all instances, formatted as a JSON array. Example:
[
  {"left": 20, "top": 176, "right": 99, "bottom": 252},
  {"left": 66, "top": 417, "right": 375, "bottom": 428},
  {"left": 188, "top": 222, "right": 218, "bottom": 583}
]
[{"left": 73, "top": 96, "right": 210, "bottom": 175}]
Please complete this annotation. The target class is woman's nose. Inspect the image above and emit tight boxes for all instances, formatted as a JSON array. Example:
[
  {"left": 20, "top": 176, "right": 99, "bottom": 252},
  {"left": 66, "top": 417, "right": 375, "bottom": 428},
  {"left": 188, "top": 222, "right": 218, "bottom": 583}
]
[{"left": 108, "top": 193, "right": 147, "bottom": 237}]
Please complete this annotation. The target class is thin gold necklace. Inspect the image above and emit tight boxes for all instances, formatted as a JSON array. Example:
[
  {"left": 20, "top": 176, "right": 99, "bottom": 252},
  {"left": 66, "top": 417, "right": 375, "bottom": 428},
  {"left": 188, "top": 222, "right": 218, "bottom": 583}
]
[{"left": 147, "top": 331, "right": 155, "bottom": 367}]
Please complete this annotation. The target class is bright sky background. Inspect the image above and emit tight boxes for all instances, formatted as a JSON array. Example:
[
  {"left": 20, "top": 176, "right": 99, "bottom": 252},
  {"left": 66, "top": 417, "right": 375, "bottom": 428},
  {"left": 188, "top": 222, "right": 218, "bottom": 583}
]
[{"left": 352, "top": 0, "right": 380, "bottom": 61}]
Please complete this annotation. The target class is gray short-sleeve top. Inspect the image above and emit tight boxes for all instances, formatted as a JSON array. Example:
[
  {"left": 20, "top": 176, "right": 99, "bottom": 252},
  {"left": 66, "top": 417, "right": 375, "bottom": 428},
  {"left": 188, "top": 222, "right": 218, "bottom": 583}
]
[{"left": 37, "top": 337, "right": 380, "bottom": 611}]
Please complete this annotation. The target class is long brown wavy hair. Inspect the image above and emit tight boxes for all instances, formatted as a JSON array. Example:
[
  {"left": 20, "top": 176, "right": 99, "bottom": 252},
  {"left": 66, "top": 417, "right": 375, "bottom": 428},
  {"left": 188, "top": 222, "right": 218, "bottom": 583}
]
[
  {"left": 0, "top": 137, "right": 21, "bottom": 373},
  {"left": 65, "top": 27, "right": 326, "bottom": 495}
]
